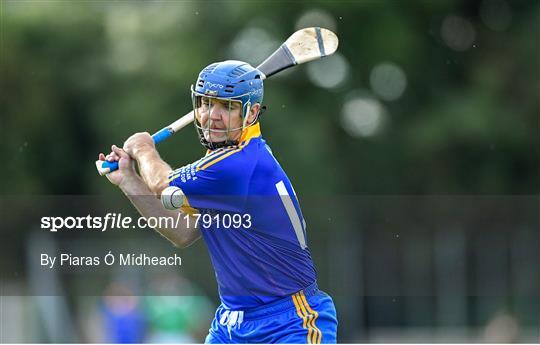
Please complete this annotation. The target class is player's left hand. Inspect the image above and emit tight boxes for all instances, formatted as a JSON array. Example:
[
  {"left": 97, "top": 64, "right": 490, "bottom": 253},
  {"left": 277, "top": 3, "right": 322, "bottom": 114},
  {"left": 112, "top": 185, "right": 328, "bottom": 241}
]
[{"left": 123, "top": 132, "right": 155, "bottom": 159}]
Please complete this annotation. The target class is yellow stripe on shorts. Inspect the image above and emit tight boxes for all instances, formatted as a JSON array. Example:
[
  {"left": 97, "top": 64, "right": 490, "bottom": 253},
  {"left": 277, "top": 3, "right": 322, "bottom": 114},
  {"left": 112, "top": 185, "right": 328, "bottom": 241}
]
[
  {"left": 293, "top": 293, "right": 311, "bottom": 342},
  {"left": 300, "top": 291, "right": 322, "bottom": 344},
  {"left": 292, "top": 292, "right": 321, "bottom": 344},
  {"left": 292, "top": 293, "right": 307, "bottom": 328}
]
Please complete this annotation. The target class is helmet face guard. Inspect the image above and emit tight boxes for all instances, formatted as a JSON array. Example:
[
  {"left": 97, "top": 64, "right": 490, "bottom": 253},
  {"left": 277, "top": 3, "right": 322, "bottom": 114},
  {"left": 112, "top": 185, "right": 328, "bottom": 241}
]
[
  {"left": 191, "top": 60, "right": 264, "bottom": 150},
  {"left": 191, "top": 87, "right": 260, "bottom": 150}
]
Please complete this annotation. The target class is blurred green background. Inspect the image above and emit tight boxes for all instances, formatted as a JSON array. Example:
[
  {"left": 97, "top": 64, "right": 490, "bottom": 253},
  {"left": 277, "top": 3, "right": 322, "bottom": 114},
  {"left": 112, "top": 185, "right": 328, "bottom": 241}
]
[{"left": 1, "top": 0, "right": 539, "bottom": 343}]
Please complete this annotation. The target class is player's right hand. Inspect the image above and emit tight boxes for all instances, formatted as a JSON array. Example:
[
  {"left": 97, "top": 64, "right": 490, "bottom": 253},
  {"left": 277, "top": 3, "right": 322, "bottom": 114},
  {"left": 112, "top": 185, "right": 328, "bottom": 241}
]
[{"left": 97, "top": 145, "right": 137, "bottom": 186}]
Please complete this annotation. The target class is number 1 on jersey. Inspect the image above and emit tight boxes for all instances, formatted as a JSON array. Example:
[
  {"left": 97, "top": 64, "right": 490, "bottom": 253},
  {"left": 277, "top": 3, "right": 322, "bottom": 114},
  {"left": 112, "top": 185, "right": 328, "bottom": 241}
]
[{"left": 275, "top": 180, "right": 307, "bottom": 249}]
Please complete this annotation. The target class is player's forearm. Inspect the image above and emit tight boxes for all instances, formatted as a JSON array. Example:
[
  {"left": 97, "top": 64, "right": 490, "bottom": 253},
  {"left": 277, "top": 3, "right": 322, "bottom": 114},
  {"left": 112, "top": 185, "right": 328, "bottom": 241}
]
[
  {"left": 118, "top": 175, "right": 200, "bottom": 248},
  {"left": 135, "top": 149, "right": 172, "bottom": 197}
]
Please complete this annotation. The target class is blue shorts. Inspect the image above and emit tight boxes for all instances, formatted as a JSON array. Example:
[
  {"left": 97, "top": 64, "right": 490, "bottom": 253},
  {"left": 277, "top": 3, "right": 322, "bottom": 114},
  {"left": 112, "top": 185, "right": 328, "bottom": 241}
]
[{"left": 205, "top": 282, "right": 338, "bottom": 344}]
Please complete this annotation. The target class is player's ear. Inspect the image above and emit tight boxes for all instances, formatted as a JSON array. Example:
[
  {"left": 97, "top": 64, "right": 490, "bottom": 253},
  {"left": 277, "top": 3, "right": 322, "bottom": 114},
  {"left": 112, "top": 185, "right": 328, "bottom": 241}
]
[{"left": 247, "top": 103, "right": 261, "bottom": 125}]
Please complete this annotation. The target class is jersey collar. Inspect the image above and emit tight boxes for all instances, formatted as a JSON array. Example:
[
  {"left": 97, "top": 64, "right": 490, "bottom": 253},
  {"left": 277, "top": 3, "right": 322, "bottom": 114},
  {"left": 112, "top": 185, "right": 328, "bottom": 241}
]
[{"left": 239, "top": 122, "right": 261, "bottom": 144}]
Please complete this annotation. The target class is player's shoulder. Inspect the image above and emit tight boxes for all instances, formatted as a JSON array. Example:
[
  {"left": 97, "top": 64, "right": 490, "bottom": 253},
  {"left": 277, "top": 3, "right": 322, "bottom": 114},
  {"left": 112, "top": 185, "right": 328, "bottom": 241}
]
[
  {"left": 168, "top": 124, "right": 267, "bottom": 186},
  {"left": 168, "top": 141, "right": 260, "bottom": 185}
]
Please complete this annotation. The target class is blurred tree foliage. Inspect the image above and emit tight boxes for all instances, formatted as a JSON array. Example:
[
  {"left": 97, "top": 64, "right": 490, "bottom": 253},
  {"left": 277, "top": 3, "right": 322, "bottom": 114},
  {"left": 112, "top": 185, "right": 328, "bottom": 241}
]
[
  {"left": 1, "top": 0, "right": 538, "bottom": 195},
  {"left": 1, "top": 2, "right": 539, "bottom": 341}
]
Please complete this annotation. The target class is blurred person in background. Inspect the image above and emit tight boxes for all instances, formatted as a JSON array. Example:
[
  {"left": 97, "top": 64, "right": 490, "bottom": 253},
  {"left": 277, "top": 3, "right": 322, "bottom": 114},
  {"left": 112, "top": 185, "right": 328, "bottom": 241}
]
[
  {"left": 101, "top": 282, "right": 146, "bottom": 343},
  {"left": 144, "top": 274, "right": 214, "bottom": 343}
]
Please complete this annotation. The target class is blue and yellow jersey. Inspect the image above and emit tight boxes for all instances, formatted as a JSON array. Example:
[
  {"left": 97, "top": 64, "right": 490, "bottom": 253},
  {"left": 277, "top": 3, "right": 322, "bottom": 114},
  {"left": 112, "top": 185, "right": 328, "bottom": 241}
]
[{"left": 168, "top": 123, "right": 317, "bottom": 309}]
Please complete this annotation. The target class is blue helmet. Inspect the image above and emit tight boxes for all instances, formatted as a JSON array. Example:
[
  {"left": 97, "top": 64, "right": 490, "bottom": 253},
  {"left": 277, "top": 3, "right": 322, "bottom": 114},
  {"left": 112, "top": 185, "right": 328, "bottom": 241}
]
[
  {"left": 191, "top": 60, "right": 264, "bottom": 149},
  {"left": 192, "top": 60, "right": 264, "bottom": 118}
]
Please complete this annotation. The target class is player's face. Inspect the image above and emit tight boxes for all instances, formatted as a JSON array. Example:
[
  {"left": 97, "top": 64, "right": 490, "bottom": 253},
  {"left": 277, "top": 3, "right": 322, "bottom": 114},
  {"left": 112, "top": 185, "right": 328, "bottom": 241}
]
[{"left": 197, "top": 97, "right": 243, "bottom": 143}]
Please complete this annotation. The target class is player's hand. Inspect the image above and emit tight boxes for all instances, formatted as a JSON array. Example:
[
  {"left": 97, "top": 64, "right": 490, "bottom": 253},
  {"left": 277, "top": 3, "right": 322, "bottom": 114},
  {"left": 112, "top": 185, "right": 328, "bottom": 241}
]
[
  {"left": 123, "top": 132, "right": 155, "bottom": 160},
  {"left": 97, "top": 145, "right": 137, "bottom": 186}
]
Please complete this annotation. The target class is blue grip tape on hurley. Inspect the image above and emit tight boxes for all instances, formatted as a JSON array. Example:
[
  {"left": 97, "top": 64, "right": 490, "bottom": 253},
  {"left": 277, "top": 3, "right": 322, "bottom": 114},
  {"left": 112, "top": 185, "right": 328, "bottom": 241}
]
[
  {"left": 102, "top": 160, "right": 119, "bottom": 172},
  {"left": 101, "top": 128, "right": 172, "bottom": 174},
  {"left": 153, "top": 128, "right": 173, "bottom": 144}
]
